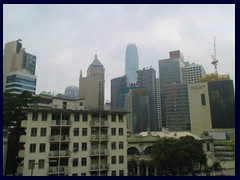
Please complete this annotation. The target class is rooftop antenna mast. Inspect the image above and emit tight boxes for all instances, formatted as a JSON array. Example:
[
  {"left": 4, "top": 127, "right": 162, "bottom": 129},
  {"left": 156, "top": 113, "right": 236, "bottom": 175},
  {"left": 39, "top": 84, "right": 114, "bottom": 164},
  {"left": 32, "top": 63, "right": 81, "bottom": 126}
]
[{"left": 211, "top": 36, "right": 218, "bottom": 74}]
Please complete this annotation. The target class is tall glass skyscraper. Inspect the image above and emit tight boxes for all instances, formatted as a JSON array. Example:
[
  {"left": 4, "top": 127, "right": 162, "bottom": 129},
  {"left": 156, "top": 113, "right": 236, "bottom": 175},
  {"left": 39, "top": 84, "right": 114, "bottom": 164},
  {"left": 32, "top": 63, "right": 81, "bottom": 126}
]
[{"left": 125, "top": 44, "right": 139, "bottom": 84}]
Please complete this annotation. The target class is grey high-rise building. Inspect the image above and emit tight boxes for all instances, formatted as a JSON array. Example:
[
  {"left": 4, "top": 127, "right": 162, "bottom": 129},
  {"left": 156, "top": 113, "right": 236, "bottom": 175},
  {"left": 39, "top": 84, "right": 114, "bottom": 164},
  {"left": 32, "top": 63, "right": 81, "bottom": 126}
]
[
  {"left": 111, "top": 76, "right": 127, "bottom": 111},
  {"left": 158, "top": 50, "right": 190, "bottom": 131},
  {"left": 125, "top": 44, "right": 139, "bottom": 84},
  {"left": 137, "top": 67, "right": 158, "bottom": 131}
]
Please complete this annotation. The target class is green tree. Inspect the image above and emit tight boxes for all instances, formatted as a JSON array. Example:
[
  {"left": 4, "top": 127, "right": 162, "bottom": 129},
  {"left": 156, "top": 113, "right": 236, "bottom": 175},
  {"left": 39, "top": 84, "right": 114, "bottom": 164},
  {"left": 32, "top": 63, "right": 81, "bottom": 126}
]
[
  {"left": 151, "top": 136, "right": 207, "bottom": 176},
  {"left": 3, "top": 91, "right": 39, "bottom": 175}
]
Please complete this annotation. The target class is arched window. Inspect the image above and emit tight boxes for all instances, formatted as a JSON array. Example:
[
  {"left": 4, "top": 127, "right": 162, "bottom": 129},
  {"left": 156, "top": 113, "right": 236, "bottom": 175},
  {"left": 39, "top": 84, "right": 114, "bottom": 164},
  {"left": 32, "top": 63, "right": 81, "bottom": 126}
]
[{"left": 127, "top": 147, "right": 140, "bottom": 156}]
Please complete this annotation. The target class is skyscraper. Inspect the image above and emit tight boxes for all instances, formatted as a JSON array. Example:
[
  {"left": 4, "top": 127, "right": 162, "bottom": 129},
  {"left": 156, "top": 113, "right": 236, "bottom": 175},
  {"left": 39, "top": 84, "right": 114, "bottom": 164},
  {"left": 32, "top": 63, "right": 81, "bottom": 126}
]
[
  {"left": 79, "top": 54, "right": 105, "bottom": 110},
  {"left": 125, "top": 44, "right": 139, "bottom": 84},
  {"left": 3, "top": 40, "right": 37, "bottom": 94},
  {"left": 137, "top": 67, "right": 158, "bottom": 131},
  {"left": 111, "top": 76, "right": 127, "bottom": 111},
  {"left": 184, "top": 62, "right": 206, "bottom": 84},
  {"left": 158, "top": 50, "right": 190, "bottom": 131}
]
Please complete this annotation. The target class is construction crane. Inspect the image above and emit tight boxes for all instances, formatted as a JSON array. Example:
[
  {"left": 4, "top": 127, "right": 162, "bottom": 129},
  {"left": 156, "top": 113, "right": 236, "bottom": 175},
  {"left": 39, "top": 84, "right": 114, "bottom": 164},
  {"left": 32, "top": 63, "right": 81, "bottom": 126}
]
[{"left": 211, "top": 36, "right": 218, "bottom": 74}]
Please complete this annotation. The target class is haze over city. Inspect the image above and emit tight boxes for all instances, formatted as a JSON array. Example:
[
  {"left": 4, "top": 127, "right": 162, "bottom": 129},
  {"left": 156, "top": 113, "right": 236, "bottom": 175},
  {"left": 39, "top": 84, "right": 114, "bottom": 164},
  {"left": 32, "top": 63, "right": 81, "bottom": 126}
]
[{"left": 3, "top": 4, "right": 235, "bottom": 100}]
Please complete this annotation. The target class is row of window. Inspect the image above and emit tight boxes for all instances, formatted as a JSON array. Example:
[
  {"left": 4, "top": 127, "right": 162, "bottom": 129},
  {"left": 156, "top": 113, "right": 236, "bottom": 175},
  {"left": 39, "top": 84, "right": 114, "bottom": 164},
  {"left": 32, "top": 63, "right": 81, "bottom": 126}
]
[
  {"left": 72, "top": 157, "right": 87, "bottom": 167},
  {"left": 111, "top": 155, "right": 124, "bottom": 164},
  {"left": 72, "top": 170, "right": 124, "bottom": 176},
  {"left": 30, "top": 127, "right": 124, "bottom": 137},
  {"left": 31, "top": 113, "right": 123, "bottom": 122},
  {"left": 29, "top": 141, "right": 125, "bottom": 153}
]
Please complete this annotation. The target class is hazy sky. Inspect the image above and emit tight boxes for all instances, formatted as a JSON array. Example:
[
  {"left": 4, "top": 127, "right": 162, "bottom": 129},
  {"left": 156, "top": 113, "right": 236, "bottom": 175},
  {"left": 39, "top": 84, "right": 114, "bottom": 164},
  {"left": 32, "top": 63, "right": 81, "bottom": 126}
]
[{"left": 3, "top": 4, "right": 235, "bottom": 101}]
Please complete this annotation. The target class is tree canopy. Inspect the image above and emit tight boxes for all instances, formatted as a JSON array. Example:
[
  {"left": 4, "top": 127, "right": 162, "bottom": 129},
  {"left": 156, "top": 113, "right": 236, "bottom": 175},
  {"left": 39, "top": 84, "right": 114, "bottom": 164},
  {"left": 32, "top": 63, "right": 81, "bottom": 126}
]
[{"left": 151, "top": 136, "right": 207, "bottom": 175}]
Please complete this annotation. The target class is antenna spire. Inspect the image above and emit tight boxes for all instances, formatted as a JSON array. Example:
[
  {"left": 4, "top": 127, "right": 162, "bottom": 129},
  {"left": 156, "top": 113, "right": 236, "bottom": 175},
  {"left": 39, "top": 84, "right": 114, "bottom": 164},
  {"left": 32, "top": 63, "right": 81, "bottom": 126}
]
[{"left": 211, "top": 36, "right": 218, "bottom": 74}]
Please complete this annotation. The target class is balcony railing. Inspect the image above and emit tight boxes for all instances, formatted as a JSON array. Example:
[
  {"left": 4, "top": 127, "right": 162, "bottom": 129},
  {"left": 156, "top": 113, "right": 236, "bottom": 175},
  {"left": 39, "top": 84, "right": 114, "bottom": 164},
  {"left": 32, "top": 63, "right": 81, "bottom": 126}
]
[
  {"left": 90, "top": 120, "right": 109, "bottom": 127},
  {"left": 49, "top": 135, "right": 71, "bottom": 142},
  {"left": 49, "top": 150, "right": 70, "bottom": 157},
  {"left": 90, "top": 149, "right": 109, "bottom": 156},
  {"left": 51, "top": 120, "right": 71, "bottom": 126},
  {"left": 48, "top": 166, "right": 69, "bottom": 174},
  {"left": 90, "top": 135, "right": 109, "bottom": 141},
  {"left": 89, "top": 164, "right": 109, "bottom": 171}
]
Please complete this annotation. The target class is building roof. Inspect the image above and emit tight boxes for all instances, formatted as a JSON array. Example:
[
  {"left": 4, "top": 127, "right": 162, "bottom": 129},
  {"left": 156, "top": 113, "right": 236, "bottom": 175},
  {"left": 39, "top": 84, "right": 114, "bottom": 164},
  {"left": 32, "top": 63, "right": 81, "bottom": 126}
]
[
  {"left": 139, "top": 129, "right": 202, "bottom": 140},
  {"left": 208, "top": 131, "right": 227, "bottom": 140},
  {"left": 89, "top": 54, "right": 103, "bottom": 67}
]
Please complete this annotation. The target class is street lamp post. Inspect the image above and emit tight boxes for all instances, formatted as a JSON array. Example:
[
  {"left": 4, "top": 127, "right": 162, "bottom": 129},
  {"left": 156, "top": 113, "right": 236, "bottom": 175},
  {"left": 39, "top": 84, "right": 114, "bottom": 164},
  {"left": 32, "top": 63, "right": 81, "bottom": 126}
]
[{"left": 31, "top": 160, "right": 57, "bottom": 176}]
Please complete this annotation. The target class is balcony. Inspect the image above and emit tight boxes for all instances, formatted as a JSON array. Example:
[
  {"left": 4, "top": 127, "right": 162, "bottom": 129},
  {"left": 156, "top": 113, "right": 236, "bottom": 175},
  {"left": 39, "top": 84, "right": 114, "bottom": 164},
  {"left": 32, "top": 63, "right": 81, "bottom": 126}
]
[
  {"left": 90, "top": 120, "right": 109, "bottom": 127},
  {"left": 48, "top": 166, "right": 69, "bottom": 174},
  {"left": 89, "top": 164, "right": 109, "bottom": 171},
  {"left": 18, "top": 149, "right": 25, "bottom": 158},
  {"left": 90, "top": 149, "right": 109, "bottom": 156},
  {"left": 90, "top": 135, "right": 109, "bottom": 141},
  {"left": 19, "top": 135, "right": 26, "bottom": 143},
  {"left": 49, "top": 150, "right": 70, "bottom": 157},
  {"left": 50, "top": 120, "right": 71, "bottom": 126},
  {"left": 49, "top": 135, "right": 71, "bottom": 142}
]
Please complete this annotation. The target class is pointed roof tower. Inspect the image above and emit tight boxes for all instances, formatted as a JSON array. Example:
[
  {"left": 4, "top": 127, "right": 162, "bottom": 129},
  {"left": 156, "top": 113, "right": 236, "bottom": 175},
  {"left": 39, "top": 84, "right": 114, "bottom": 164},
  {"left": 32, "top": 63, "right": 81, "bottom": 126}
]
[{"left": 89, "top": 54, "right": 103, "bottom": 67}]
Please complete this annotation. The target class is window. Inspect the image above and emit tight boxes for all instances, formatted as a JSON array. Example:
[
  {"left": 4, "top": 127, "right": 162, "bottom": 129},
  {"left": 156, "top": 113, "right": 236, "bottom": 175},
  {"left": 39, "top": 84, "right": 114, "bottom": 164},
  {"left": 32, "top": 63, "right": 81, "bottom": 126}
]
[
  {"left": 82, "top": 142, "right": 87, "bottom": 151},
  {"left": 111, "top": 128, "right": 116, "bottom": 136},
  {"left": 201, "top": 94, "right": 206, "bottom": 106},
  {"left": 38, "top": 159, "right": 45, "bottom": 169},
  {"left": 119, "top": 155, "right": 124, "bottom": 164},
  {"left": 72, "top": 173, "right": 78, "bottom": 176},
  {"left": 40, "top": 128, "right": 47, "bottom": 136},
  {"left": 82, "top": 128, "right": 87, "bottom": 136},
  {"left": 111, "top": 156, "right": 116, "bottom": 164},
  {"left": 31, "top": 128, "right": 37, "bottom": 136},
  {"left": 111, "top": 114, "right": 116, "bottom": 122},
  {"left": 81, "top": 158, "right": 87, "bottom": 166},
  {"left": 32, "top": 112, "right": 38, "bottom": 121},
  {"left": 63, "top": 101, "right": 67, "bottom": 109},
  {"left": 28, "top": 160, "right": 35, "bottom": 169},
  {"left": 119, "top": 141, "right": 124, "bottom": 149},
  {"left": 73, "top": 143, "right": 79, "bottom": 152},
  {"left": 39, "top": 143, "right": 46, "bottom": 153},
  {"left": 81, "top": 173, "right": 86, "bottom": 176},
  {"left": 79, "top": 102, "right": 83, "bottom": 106},
  {"left": 74, "top": 113, "right": 79, "bottom": 122},
  {"left": 119, "top": 114, "right": 123, "bottom": 122},
  {"left": 74, "top": 128, "right": 79, "bottom": 136},
  {"left": 111, "top": 142, "right": 116, "bottom": 150},
  {"left": 119, "top": 128, "right": 123, "bottom": 136},
  {"left": 29, "top": 144, "right": 36, "bottom": 153},
  {"left": 83, "top": 114, "right": 88, "bottom": 122},
  {"left": 111, "top": 171, "right": 116, "bottom": 176},
  {"left": 119, "top": 170, "right": 124, "bottom": 176},
  {"left": 72, "top": 158, "right": 78, "bottom": 167},
  {"left": 42, "top": 113, "right": 48, "bottom": 121}
]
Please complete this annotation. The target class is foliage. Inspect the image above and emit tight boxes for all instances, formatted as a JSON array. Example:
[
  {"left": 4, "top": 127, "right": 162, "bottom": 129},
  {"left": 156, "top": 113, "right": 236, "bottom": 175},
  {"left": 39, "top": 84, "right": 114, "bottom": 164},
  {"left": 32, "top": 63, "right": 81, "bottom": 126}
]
[
  {"left": 3, "top": 91, "right": 39, "bottom": 175},
  {"left": 151, "top": 136, "right": 207, "bottom": 175}
]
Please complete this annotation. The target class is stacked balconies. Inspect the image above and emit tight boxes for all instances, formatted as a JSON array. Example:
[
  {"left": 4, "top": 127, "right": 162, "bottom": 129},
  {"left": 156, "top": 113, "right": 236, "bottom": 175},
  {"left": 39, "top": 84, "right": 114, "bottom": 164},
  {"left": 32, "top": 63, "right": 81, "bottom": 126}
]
[{"left": 89, "top": 115, "right": 109, "bottom": 176}]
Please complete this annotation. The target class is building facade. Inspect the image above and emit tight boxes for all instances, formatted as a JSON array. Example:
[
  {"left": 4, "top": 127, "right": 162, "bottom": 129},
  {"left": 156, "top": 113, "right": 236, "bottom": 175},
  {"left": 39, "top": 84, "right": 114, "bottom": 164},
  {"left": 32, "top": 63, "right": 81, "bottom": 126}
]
[
  {"left": 184, "top": 62, "right": 206, "bottom": 84},
  {"left": 111, "top": 76, "right": 127, "bottom": 111},
  {"left": 3, "top": 40, "right": 37, "bottom": 93},
  {"left": 137, "top": 67, "right": 158, "bottom": 131},
  {"left": 188, "top": 74, "right": 235, "bottom": 136},
  {"left": 158, "top": 50, "right": 190, "bottom": 131},
  {"left": 79, "top": 54, "right": 105, "bottom": 110},
  {"left": 5, "top": 69, "right": 37, "bottom": 94},
  {"left": 125, "top": 44, "right": 139, "bottom": 84},
  {"left": 16, "top": 108, "right": 128, "bottom": 176}
]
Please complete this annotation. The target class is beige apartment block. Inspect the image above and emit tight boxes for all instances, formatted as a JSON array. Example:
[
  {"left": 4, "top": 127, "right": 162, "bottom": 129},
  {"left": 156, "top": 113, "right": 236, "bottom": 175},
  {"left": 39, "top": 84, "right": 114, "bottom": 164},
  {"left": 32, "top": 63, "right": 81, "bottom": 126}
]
[{"left": 17, "top": 108, "right": 128, "bottom": 176}]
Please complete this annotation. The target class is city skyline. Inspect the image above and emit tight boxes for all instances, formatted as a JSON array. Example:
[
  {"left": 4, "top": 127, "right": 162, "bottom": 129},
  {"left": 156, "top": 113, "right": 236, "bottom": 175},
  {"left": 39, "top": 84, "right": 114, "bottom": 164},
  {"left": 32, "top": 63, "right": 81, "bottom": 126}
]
[{"left": 3, "top": 4, "right": 235, "bottom": 100}]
